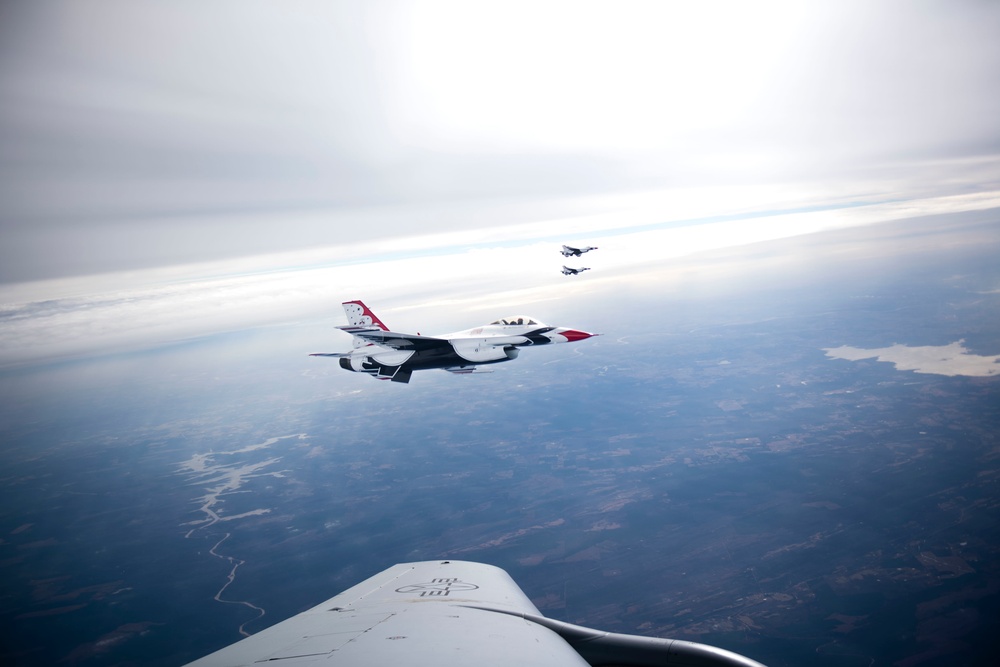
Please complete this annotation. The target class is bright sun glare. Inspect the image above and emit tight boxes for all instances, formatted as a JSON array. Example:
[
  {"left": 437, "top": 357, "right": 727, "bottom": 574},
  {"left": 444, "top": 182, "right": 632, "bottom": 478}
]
[{"left": 393, "top": 1, "right": 807, "bottom": 153}]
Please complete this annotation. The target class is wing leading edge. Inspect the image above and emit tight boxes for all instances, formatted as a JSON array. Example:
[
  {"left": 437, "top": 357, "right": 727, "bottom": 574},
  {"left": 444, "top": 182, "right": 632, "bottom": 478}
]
[
  {"left": 346, "top": 329, "right": 452, "bottom": 352},
  {"left": 185, "top": 560, "right": 767, "bottom": 667}
]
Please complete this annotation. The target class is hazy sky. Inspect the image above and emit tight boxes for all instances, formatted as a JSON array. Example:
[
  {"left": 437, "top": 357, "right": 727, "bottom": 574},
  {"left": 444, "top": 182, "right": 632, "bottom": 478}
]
[
  {"left": 2, "top": 0, "right": 999, "bottom": 280},
  {"left": 1, "top": 1, "right": 999, "bottom": 365}
]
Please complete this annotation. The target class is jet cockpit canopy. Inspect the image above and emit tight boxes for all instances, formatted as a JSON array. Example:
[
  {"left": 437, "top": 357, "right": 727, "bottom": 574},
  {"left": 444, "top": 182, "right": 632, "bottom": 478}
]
[{"left": 491, "top": 316, "right": 540, "bottom": 326}]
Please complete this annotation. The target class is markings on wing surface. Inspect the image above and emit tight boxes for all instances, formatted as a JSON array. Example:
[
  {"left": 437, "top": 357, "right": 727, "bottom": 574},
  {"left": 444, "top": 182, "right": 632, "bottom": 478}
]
[{"left": 396, "top": 578, "right": 479, "bottom": 597}]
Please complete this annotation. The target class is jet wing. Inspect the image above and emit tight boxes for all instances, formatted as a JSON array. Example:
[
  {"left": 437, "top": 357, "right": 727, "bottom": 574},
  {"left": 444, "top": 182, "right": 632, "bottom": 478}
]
[
  {"left": 185, "top": 560, "right": 768, "bottom": 667},
  {"left": 184, "top": 560, "right": 588, "bottom": 667},
  {"left": 349, "top": 329, "right": 451, "bottom": 352}
]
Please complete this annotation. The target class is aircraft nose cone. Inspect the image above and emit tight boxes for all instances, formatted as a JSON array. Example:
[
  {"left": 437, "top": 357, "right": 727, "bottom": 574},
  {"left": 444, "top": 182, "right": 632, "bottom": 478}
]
[{"left": 560, "top": 329, "right": 598, "bottom": 342}]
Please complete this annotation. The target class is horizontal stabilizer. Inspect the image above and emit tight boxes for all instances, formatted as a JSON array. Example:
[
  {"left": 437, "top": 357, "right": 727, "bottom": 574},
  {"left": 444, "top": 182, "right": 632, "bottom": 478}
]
[{"left": 336, "top": 325, "right": 385, "bottom": 335}]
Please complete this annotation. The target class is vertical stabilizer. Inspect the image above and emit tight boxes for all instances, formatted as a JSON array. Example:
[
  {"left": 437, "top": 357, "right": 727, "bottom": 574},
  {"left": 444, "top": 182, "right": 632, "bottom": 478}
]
[{"left": 342, "top": 300, "right": 389, "bottom": 331}]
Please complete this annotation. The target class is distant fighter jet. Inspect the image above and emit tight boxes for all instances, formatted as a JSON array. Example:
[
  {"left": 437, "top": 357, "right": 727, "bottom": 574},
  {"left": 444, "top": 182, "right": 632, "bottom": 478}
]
[
  {"left": 185, "top": 560, "right": 767, "bottom": 667},
  {"left": 561, "top": 266, "right": 590, "bottom": 276},
  {"left": 561, "top": 244, "right": 598, "bottom": 257},
  {"left": 310, "top": 300, "right": 598, "bottom": 383}
]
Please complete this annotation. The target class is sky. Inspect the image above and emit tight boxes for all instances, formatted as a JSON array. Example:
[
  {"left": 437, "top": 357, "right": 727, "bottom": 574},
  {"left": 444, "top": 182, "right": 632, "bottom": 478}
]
[{"left": 1, "top": 0, "right": 999, "bottom": 366}]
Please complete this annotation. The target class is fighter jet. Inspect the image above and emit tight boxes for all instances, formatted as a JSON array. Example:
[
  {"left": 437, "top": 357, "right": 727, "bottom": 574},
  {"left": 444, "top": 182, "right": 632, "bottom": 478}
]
[
  {"left": 310, "top": 300, "right": 598, "bottom": 383},
  {"left": 561, "top": 266, "right": 590, "bottom": 275},
  {"left": 560, "top": 244, "right": 598, "bottom": 257},
  {"left": 185, "top": 560, "right": 767, "bottom": 667}
]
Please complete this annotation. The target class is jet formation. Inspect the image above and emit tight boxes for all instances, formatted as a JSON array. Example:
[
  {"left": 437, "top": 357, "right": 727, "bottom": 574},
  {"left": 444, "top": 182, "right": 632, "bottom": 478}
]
[
  {"left": 311, "top": 300, "right": 598, "bottom": 383},
  {"left": 560, "top": 244, "right": 598, "bottom": 276}
]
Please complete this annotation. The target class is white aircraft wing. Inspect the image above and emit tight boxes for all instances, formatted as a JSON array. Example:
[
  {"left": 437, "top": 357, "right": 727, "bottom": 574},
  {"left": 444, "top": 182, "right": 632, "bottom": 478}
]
[
  {"left": 185, "top": 560, "right": 587, "bottom": 667},
  {"left": 185, "top": 560, "right": 767, "bottom": 667},
  {"left": 350, "top": 329, "right": 451, "bottom": 352}
]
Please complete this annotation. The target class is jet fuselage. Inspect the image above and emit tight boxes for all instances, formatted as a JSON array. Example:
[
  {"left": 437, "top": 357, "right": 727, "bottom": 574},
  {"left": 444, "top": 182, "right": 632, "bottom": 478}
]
[{"left": 312, "top": 302, "right": 596, "bottom": 383}]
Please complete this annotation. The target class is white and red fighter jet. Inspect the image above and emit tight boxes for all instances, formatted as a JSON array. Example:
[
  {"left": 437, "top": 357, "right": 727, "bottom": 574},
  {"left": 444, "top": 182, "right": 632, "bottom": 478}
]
[{"left": 311, "top": 300, "right": 599, "bottom": 383}]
